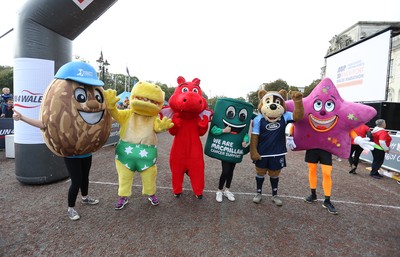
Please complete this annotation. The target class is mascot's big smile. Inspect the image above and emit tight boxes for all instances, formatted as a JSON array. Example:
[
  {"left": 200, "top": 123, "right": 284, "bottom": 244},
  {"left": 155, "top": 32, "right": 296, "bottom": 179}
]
[
  {"left": 223, "top": 119, "right": 246, "bottom": 134},
  {"left": 79, "top": 111, "right": 104, "bottom": 125},
  {"left": 308, "top": 114, "right": 338, "bottom": 132}
]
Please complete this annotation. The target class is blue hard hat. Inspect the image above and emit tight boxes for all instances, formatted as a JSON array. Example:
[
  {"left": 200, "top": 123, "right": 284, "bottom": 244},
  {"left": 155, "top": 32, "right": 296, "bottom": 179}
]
[{"left": 54, "top": 61, "right": 104, "bottom": 86}]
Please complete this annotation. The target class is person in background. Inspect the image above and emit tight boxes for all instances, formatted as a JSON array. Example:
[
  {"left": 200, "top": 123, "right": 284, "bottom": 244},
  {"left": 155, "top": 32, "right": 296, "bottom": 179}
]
[
  {"left": 1, "top": 87, "right": 13, "bottom": 116},
  {"left": 348, "top": 123, "right": 371, "bottom": 174},
  {"left": 370, "top": 119, "right": 392, "bottom": 179},
  {"left": 123, "top": 96, "right": 130, "bottom": 109},
  {"left": 1, "top": 87, "right": 12, "bottom": 103},
  {"left": 1, "top": 98, "right": 14, "bottom": 118},
  {"left": 117, "top": 102, "right": 124, "bottom": 110}
]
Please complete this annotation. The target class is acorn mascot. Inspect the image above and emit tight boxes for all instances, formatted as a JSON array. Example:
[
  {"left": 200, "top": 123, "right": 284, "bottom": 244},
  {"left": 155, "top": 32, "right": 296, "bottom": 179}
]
[
  {"left": 161, "top": 76, "right": 212, "bottom": 199},
  {"left": 285, "top": 78, "right": 376, "bottom": 214},
  {"left": 250, "top": 89, "right": 304, "bottom": 206},
  {"left": 104, "top": 81, "right": 173, "bottom": 209},
  {"left": 13, "top": 61, "right": 112, "bottom": 221},
  {"left": 205, "top": 98, "right": 254, "bottom": 202}
]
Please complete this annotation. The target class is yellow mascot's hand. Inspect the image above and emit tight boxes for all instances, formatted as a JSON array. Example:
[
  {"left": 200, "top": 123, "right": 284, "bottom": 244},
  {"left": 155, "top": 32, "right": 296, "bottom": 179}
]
[
  {"left": 154, "top": 116, "right": 174, "bottom": 132},
  {"left": 104, "top": 89, "right": 120, "bottom": 110}
]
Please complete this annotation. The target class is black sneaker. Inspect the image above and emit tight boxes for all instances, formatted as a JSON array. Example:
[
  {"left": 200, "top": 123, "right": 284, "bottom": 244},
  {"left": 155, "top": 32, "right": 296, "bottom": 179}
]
[
  {"left": 304, "top": 194, "right": 317, "bottom": 203},
  {"left": 322, "top": 201, "right": 338, "bottom": 215},
  {"left": 349, "top": 168, "right": 357, "bottom": 174},
  {"left": 370, "top": 174, "right": 383, "bottom": 179}
]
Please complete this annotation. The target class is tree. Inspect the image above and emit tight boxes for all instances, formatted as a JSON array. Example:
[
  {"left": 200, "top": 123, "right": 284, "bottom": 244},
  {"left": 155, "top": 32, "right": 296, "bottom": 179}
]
[
  {"left": 156, "top": 82, "right": 175, "bottom": 102},
  {"left": 261, "top": 79, "right": 290, "bottom": 92},
  {"left": 0, "top": 65, "right": 13, "bottom": 93},
  {"left": 247, "top": 91, "right": 259, "bottom": 111},
  {"left": 303, "top": 79, "right": 321, "bottom": 97}
]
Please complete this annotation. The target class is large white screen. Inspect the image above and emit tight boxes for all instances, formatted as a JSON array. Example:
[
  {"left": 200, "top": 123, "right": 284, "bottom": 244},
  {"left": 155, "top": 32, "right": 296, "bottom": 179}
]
[{"left": 325, "top": 30, "right": 391, "bottom": 102}]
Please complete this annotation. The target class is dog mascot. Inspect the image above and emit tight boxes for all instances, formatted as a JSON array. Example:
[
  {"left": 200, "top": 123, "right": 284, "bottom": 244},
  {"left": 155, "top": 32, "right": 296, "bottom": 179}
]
[
  {"left": 104, "top": 82, "right": 173, "bottom": 210},
  {"left": 250, "top": 89, "right": 304, "bottom": 206},
  {"left": 285, "top": 78, "right": 376, "bottom": 214},
  {"left": 161, "top": 76, "right": 212, "bottom": 199}
]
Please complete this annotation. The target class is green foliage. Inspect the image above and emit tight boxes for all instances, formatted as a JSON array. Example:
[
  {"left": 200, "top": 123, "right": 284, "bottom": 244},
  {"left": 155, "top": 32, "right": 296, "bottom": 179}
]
[
  {"left": 262, "top": 79, "right": 290, "bottom": 92},
  {"left": 289, "top": 86, "right": 299, "bottom": 92},
  {"left": 247, "top": 91, "right": 259, "bottom": 111},
  {"left": 156, "top": 82, "right": 175, "bottom": 102},
  {"left": 0, "top": 66, "right": 13, "bottom": 93},
  {"left": 303, "top": 79, "right": 321, "bottom": 97}
]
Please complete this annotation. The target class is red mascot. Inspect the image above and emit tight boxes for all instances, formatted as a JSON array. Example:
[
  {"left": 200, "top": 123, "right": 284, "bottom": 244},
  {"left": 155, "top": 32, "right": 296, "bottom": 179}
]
[{"left": 161, "top": 76, "right": 212, "bottom": 199}]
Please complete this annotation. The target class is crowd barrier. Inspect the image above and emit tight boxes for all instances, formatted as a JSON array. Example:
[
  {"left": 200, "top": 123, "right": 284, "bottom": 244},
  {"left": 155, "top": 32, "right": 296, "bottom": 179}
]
[{"left": 0, "top": 118, "right": 14, "bottom": 149}]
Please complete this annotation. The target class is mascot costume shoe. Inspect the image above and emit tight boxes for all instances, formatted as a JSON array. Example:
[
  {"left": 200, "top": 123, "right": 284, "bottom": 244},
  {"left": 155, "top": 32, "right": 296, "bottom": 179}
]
[
  {"left": 161, "top": 76, "right": 212, "bottom": 199},
  {"left": 204, "top": 98, "right": 254, "bottom": 202},
  {"left": 285, "top": 78, "right": 377, "bottom": 214},
  {"left": 250, "top": 89, "right": 304, "bottom": 206},
  {"left": 104, "top": 82, "right": 173, "bottom": 209}
]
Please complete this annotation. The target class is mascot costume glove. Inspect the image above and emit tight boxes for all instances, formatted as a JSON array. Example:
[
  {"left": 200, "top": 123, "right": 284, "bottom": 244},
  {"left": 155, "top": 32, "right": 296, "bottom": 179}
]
[
  {"left": 286, "top": 136, "right": 296, "bottom": 150},
  {"left": 103, "top": 90, "right": 119, "bottom": 110},
  {"left": 354, "top": 136, "right": 375, "bottom": 151}
]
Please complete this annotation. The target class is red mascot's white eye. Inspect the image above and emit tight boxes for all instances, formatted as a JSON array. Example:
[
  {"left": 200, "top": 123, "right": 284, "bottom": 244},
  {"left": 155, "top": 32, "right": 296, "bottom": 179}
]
[
  {"left": 182, "top": 87, "right": 189, "bottom": 93},
  {"left": 192, "top": 88, "right": 199, "bottom": 93}
]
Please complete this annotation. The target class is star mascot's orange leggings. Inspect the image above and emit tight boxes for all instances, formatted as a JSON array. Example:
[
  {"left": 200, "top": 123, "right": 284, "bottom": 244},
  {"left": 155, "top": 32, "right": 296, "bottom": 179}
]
[{"left": 307, "top": 163, "right": 332, "bottom": 197}]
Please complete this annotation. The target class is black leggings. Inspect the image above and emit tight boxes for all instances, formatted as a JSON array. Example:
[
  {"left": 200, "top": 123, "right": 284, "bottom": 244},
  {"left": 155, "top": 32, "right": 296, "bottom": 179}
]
[
  {"left": 218, "top": 161, "right": 236, "bottom": 190},
  {"left": 371, "top": 149, "right": 385, "bottom": 175},
  {"left": 348, "top": 144, "right": 363, "bottom": 167},
  {"left": 64, "top": 156, "right": 92, "bottom": 207}
]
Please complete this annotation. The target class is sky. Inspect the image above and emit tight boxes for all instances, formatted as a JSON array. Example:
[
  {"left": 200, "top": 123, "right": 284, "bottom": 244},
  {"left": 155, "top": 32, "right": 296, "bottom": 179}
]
[{"left": 1, "top": 0, "right": 400, "bottom": 99}]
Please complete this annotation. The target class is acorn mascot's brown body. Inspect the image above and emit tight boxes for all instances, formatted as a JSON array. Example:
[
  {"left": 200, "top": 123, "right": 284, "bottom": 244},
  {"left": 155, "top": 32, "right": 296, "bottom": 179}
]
[{"left": 40, "top": 79, "right": 112, "bottom": 157}]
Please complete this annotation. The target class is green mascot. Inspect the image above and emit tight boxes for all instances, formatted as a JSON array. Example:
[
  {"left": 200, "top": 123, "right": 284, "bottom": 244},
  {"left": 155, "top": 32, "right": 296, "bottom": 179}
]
[{"left": 205, "top": 98, "right": 254, "bottom": 203}]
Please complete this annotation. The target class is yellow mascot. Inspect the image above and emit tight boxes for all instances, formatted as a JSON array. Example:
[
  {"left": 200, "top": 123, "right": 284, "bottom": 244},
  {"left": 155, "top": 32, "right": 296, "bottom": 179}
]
[{"left": 104, "top": 82, "right": 173, "bottom": 210}]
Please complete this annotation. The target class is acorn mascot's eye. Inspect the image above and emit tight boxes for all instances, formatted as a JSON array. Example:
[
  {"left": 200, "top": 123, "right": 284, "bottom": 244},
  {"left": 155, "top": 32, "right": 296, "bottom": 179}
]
[
  {"left": 94, "top": 89, "right": 104, "bottom": 103},
  {"left": 74, "top": 88, "right": 87, "bottom": 103}
]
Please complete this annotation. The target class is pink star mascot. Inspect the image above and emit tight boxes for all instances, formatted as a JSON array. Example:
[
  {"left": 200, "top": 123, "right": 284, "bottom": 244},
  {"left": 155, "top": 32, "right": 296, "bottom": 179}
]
[{"left": 286, "top": 78, "right": 376, "bottom": 214}]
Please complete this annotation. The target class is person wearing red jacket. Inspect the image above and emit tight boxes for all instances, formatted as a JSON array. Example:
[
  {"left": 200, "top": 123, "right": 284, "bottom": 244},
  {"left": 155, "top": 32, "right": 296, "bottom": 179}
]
[
  {"left": 370, "top": 119, "right": 392, "bottom": 179},
  {"left": 348, "top": 124, "right": 372, "bottom": 174}
]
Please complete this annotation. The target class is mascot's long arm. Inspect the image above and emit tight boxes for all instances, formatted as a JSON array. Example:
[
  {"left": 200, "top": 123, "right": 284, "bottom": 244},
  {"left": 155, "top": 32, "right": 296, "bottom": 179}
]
[
  {"left": 352, "top": 130, "right": 375, "bottom": 151},
  {"left": 250, "top": 134, "right": 261, "bottom": 161},
  {"left": 198, "top": 115, "right": 209, "bottom": 136},
  {"left": 103, "top": 89, "right": 131, "bottom": 137},
  {"left": 290, "top": 91, "right": 304, "bottom": 121},
  {"left": 154, "top": 116, "right": 174, "bottom": 132}
]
